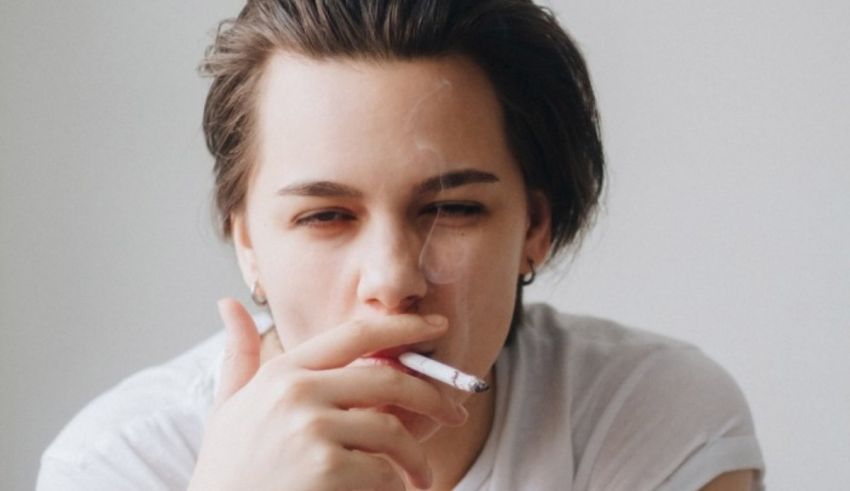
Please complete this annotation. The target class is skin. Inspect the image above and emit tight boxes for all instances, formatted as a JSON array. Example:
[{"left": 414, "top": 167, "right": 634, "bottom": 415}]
[
  {"left": 190, "top": 53, "right": 551, "bottom": 491},
  {"left": 701, "top": 470, "right": 755, "bottom": 491},
  {"left": 188, "top": 53, "right": 756, "bottom": 491}
]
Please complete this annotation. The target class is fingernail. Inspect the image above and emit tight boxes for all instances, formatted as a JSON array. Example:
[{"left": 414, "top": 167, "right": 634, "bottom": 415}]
[{"left": 424, "top": 314, "right": 446, "bottom": 327}]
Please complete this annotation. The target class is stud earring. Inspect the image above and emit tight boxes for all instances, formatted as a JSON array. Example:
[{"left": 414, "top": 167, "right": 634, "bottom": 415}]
[
  {"left": 250, "top": 280, "right": 268, "bottom": 306},
  {"left": 521, "top": 257, "right": 536, "bottom": 286}
]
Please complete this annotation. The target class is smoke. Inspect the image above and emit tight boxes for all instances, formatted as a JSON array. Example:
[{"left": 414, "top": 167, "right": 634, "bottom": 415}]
[{"left": 404, "top": 78, "right": 471, "bottom": 347}]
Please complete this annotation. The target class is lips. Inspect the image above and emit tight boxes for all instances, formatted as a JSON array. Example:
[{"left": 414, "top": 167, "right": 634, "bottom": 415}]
[
  {"left": 361, "top": 346, "right": 435, "bottom": 376},
  {"left": 367, "top": 346, "right": 434, "bottom": 360}
]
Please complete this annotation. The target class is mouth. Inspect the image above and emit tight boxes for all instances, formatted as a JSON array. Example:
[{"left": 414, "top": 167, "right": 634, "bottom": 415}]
[
  {"left": 361, "top": 347, "right": 435, "bottom": 375},
  {"left": 367, "top": 346, "right": 435, "bottom": 360}
]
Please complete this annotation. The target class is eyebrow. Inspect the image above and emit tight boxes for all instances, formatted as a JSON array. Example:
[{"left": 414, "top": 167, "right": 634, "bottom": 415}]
[
  {"left": 415, "top": 169, "right": 500, "bottom": 194},
  {"left": 276, "top": 180, "right": 362, "bottom": 198},
  {"left": 276, "top": 169, "right": 500, "bottom": 198}
]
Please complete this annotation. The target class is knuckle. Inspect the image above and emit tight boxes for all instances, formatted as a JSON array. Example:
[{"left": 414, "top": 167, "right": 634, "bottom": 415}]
[
  {"left": 300, "top": 413, "right": 331, "bottom": 438},
  {"left": 310, "top": 445, "right": 344, "bottom": 477},
  {"left": 379, "top": 413, "right": 406, "bottom": 437},
  {"left": 349, "top": 318, "right": 373, "bottom": 339},
  {"left": 278, "top": 373, "right": 312, "bottom": 403},
  {"left": 260, "top": 352, "right": 295, "bottom": 378},
  {"left": 254, "top": 357, "right": 290, "bottom": 387}
]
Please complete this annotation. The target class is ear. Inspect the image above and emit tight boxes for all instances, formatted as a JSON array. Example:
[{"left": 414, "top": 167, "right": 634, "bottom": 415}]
[
  {"left": 231, "top": 213, "right": 260, "bottom": 288},
  {"left": 522, "top": 190, "right": 552, "bottom": 274}
]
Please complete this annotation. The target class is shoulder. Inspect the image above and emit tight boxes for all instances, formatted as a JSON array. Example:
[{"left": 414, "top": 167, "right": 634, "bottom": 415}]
[
  {"left": 520, "top": 303, "right": 747, "bottom": 401},
  {"left": 37, "top": 330, "right": 225, "bottom": 490},
  {"left": 522, "top": 302, "right": 694, "bottom": 352},
  {"left": 514, "top": 304, "right": 765, "bottom": 489},
  {"left": 517, "top": 303, "right": 702, "bottom": 397}
]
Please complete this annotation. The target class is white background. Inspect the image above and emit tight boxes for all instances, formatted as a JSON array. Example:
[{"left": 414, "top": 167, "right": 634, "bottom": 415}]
[{"left": 2, "top": 1, "right": 848, "bottom": 489}]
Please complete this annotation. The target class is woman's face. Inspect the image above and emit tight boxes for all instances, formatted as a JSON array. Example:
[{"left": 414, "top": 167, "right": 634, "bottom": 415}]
[{"left": 232, "top": 53, "right": 549, "bottom": 431}]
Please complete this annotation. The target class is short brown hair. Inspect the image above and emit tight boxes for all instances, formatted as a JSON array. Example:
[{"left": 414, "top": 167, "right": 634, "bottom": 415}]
[{"left": 200, "top": 0, "right": 605, "bottom": 339}]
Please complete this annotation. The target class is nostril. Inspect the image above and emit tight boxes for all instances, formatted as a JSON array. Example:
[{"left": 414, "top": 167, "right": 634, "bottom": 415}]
[
  {"left": 398, "top": 296, "right": 421, "bottom": 312},
  {"left": 364, "top": 295, "right": 421, "bottom": 315}
]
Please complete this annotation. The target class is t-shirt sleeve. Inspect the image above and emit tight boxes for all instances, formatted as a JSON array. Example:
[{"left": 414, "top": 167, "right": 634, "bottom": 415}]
[
  {"left": 34, "top": 357, "right": 215, "bottom": 491},
  {"left": 36, "top": 407, "right": 202, "bottom": 491},
  {"left": 580, "top": 346, "right": 765, "bottom": 491},
  {"left": 35, "top": 331, "right": 224, "bottom": 491}
]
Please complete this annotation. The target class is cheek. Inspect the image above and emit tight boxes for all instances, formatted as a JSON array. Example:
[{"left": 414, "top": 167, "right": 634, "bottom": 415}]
[
  {"left": 257, "top": 238, "right": 351, "bottom": 347},
  {"left": 419, "top": 216, "right": 523, "bottom": 286},
  {"left": 419, "top": 228, "right": 472, "bottom": 284},
  {"left": 451, "top": 224, "right": 524, "bottom": 352},
  {"left": 431, "top": 231, "right": 521, "bottom": 353}
]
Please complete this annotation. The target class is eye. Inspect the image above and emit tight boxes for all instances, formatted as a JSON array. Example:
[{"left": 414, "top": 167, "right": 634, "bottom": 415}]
[
  {"left": 294, "top": 209, "right": 355, "bottom": 228},
  {"left": 422, "top": 202, "right": 485, "bottom": 218}
]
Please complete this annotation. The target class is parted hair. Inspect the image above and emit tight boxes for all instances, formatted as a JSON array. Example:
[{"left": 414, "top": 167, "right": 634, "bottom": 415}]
[{"left": 199, "top": 0, "right": 605, "bottom": 340}]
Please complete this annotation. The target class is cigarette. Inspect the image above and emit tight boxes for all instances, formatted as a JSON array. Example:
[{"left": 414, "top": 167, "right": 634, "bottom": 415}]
[{"left": 397, "top": 352, "right": 490, "bottom": 393}]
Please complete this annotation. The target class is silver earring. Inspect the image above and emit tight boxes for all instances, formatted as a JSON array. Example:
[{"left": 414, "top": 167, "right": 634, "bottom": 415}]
[
  {"left": 521, "top": 257, "right": 536, "bottom": 286},
  {"left": 250, "top": 280, "right": 268, "bottom": 306}
]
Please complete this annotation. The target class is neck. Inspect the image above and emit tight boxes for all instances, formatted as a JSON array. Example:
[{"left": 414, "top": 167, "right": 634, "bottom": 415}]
[{"left": 417, "top": 370, "right": 495, "bottom": 490}]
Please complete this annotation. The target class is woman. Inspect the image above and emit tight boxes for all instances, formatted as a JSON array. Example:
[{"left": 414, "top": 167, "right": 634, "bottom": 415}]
[{"left": 38, "top": 1, "right": 765, "bottom": 489}]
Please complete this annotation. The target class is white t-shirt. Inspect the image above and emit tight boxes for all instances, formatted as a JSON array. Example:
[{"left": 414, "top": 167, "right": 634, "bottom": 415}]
[{"left": 37, "top": 304, "right": 765, "bottom": 490}]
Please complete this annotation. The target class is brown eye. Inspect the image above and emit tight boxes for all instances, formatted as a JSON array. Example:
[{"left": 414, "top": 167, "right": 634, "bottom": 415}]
[
  {"left": 295, "top": 210, "right": 355, "bottom": 227},
  {"left": 424, "top": 202, "right": 485, "bottom": 217}
]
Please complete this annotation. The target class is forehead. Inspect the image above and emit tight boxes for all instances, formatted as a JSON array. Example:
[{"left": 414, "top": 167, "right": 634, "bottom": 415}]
[{"left": 254, "top": 52, "right": 516, "bottom": 184}]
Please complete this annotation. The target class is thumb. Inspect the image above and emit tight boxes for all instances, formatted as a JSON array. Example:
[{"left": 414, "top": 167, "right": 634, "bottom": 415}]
[{"left": 215, "top": 297, "right": 261, "bottom": 406}]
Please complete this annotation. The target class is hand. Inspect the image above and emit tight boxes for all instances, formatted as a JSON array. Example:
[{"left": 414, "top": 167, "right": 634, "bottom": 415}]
[{"left": 188, "top": 298, "right": 467, "bottom": 491}]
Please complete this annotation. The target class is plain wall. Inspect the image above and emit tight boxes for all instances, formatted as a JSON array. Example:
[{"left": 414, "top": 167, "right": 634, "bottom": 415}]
[{"left": 2, "top": 1, "right": 848, "bottom": 489}]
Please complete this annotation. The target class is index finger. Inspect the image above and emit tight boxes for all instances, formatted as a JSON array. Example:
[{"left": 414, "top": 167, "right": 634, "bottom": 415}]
[{"left": 282, "top": 314, "right": 448, "bottom": 370}]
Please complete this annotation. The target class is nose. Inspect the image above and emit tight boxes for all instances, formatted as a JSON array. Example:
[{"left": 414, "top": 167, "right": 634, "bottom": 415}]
[{"left": 356, "top": 219, "right": 428, "bottom": 314}]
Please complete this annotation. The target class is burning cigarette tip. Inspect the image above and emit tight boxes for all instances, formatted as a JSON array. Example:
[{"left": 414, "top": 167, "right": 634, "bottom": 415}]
[{"left": 470, "top": 380, "right": 490, "bottom": 393}]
